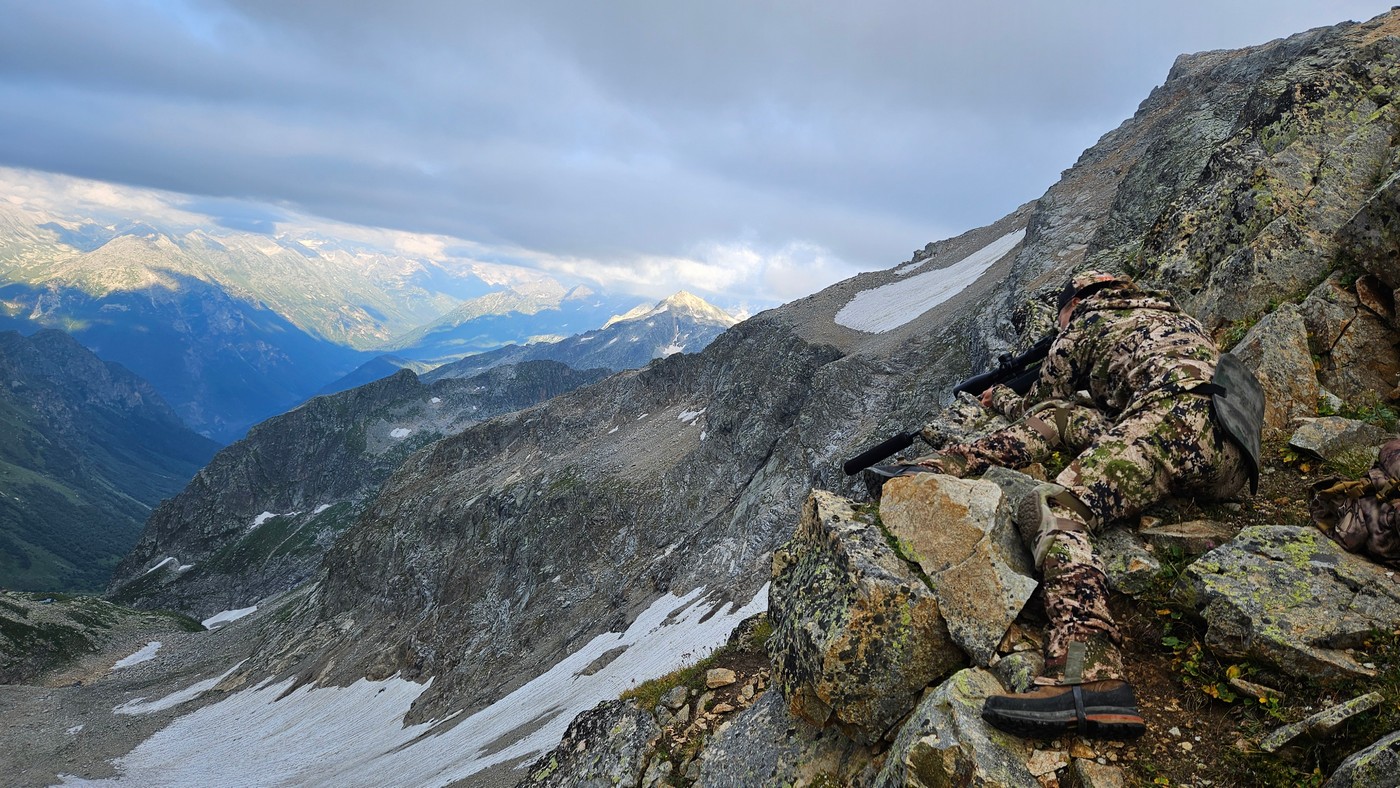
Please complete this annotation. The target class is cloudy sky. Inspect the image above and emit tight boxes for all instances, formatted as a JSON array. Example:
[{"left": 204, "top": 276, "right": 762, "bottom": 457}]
[{"left": 1, "top": 1, "right": 1394, "bottom": 312}]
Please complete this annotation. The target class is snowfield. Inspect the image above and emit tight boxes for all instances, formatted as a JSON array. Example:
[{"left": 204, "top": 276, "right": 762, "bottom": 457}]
[
  {"left": 201, "top": 606, "right": 257, "bottom": 630},
  {"left": 111, "top": 642, "right": 161, "bottom": 670},
  {"left": 59, "top": 584, "right": 768, "bottom": 787},
  {"left": 834, "top": 228, "right": 1025, "bottom": 333}
]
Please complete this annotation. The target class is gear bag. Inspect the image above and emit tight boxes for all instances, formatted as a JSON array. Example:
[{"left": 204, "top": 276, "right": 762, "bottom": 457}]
[{"left": 1309, "top": 438, "right": 1400, "bottom": 568}]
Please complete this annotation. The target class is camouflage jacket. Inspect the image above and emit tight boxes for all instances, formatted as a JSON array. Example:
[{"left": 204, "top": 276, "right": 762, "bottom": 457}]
[
  {"left": 990, "top": 283, "right": 1220, "bottom": 420},
  {"left": 1309, "top": 438, "right": 1400, "bottom": 568}
]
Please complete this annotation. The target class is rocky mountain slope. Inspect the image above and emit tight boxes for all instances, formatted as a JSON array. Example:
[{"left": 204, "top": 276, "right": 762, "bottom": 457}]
[
  {"left": 0, "top": 330, "right": 218, "bottom": 592},
  {"left": 12, "top": 9, "right": 1400, "bottom": 788},
  {"left": 106, "top": 360, "right": 609, "bottom": 619},
  {"left": 424, "top": 291, "right": 738, "bottom": 379}
]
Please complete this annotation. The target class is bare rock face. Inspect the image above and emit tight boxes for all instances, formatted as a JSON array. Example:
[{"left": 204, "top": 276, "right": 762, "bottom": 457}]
[
  {"left": 872, "top": 668, "right": 1040, "bottom": 788},
  {"left": 695, "top": 689, "right": 876, "bottom": 788},
  {"left": 517, "top": 699, "right": 660, "bottom": 787},
  {"left": 1299, "top": 274, "right": 1400, "bottom": 404},
  {"left": 1173, "top": 525, "right": 1400, "bottom": 680},
  {"left": 1232, "top": 303, "right": 1321, "bottom": 434},
  {"left": 767, "top": 490, "right": 962, "bottom": 745},
  {"left": 878, "top": 473, "right": 1038, "bottom": 667}
]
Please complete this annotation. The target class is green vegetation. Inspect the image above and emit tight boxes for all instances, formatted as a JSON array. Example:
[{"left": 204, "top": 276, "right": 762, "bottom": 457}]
[{"left": 620, "top": 615, "right": 772, "bottom": 712}]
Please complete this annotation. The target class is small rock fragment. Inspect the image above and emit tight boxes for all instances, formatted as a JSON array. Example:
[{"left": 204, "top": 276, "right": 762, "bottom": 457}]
[
  {"left": 1260, "top": 692, "right": 1384, "bottom": 753},
  {"left": 706, "top": 668, "right": 737, "bottom": 689}
]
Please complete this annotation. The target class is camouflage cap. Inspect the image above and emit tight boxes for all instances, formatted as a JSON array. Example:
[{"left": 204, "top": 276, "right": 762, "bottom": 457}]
[{"left": 1057, "top": 270, "right": 1129, "bottom": 311}]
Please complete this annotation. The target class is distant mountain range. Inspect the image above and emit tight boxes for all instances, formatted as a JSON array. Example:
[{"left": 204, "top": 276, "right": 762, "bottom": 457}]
[
  {"left": 424, "top": 291, "right": 738, "bottom": 380},
  {"left": 0, "top": 189, "right": 732, "bottom": 442},
  {"left": 0, "top": 330, "right": 218, "bottom": 591}
]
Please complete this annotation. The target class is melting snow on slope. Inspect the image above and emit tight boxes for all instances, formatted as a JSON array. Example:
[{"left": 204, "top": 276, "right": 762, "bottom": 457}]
[
  {"left": 834, "top": 228, "right": 1025, "bottom": 333},
  {"left": 111, "top": 642, "right": 161, "bottom": 670},
  {"left": 62, "top": 585, "right": 768, "bottom": 787},
  {"left": 201, "top": 606, "right": 257, "bottom": 630},
  {"left": 112, "top": 662, "right": 244, "bottom": 716},
  {"left": 140, "top": 557, "right": 177, "bottom": 577},
  {"left": 250, "top": 512, "right": 276, "bottom": 530},
  {"left": 313, "top": 504, "right": 332, "bottom": 515},
  {"left": 390, "top": 427, "right": 412, "bottom": 439},
  {"left": 678, "top": 409, "right": 705, "bottom": 424}
]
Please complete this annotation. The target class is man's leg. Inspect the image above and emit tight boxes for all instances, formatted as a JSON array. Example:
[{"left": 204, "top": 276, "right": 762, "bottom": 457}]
[{"left": 936, "top": 401, "right": 1107, "bottom": 477}]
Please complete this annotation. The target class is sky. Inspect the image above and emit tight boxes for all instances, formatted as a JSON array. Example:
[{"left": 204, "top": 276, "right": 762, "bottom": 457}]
[{"left": 1, "top": 0, "right": 1396, "bottom": 312}]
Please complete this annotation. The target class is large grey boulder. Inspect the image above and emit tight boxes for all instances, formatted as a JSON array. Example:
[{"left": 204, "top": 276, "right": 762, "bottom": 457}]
[
  {"left": 1173, "top": 526, "right": 1400, "bottom": 680},
  {"left": 768, "top": 490, "right": 963, "bottom": 745},
  {"left": 873, "top": 668, "right": 1041, "bottom": 788},
  {"left": 695, "top": 690, "right": 876, "bottom": 787},
  {"left": 1289, "top": 417, "right": 1390, "bottom": 473},
  {"left": 1299, "top": 274, "right": 1400, "bottom": 404},
  {"left": 1232, "top": 303, "right": 1321, "bottom": 434},
  {"left": 1325, "top": 729, "right": 1400, "bottom": 787},
  {"left": 516, "top": 699, "right": 659, "bottom": 787},
  {"left": 879, "top": 473, "right": 1038, "bottom": 666}
]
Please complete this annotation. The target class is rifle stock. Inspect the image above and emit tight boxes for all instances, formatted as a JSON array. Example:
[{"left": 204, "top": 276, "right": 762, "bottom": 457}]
[{"left": 841, "top": 334, "right": 1055, "bottom": 476}]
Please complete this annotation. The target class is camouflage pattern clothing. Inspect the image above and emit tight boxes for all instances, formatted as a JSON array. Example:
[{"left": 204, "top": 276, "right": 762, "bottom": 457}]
[
  {"left": 1310, "top": 438, "right": 1400, "bottom": 568},
  {"left": 935, "top": 278, "right": 1249, "bottom": 684}
]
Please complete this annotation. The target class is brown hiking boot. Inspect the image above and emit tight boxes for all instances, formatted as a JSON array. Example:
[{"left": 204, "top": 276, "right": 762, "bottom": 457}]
[{"left": 981, "top": 680, "right": 1146, "bottom": 740}]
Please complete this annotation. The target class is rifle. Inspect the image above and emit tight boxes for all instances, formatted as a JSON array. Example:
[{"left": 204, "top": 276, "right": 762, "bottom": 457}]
[{"left": 841, "top": 334, "right": 1055, "bottom": 475}]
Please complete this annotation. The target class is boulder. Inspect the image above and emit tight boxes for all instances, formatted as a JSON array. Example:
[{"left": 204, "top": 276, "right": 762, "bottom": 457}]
[
  {"left": 694, "top": 690, "right": 876, "bottom": 787},
  {"left": 1324, "top": 729, "right": 1400, "bottom": 787},
  {"left": 1173, "top": 526, "right": 1400, "bottom": 680},
  {"left": 872, "top": 668, "right": 1041, "bottom": 788},
  {"left": 1289, "top": 417, "right": 1389, "bottom": 472},
  {"left": 1097, "top": 527, "right": 1163, "bottom": 595},
  {"left": 768, "top": 490, "right": 962, "bottom": 745},
  {"left": 1260, "top": 691, "right": 1384, "bottom": 753},
  {"left": 1139, "top": 520, "right": 1236, "bottom": 557},
  {"left": 879, "top": 473, "right": 1038, "bottom": 666},
  {"left": 1072, "top": 760, "right": 1127, "bottom": 788},
  {"left": 1232, "top": 303, "right": 1321, "bottom": 434},
  {"left": 1299, "top": 274, "right": 1400, "bottom": 403},
  {"left": 517, "top": 699, "right": 659, "bottom": 787}
]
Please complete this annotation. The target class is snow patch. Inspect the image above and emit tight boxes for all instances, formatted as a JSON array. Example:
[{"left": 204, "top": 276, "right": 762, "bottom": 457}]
[
  {"left": 313, "top": 504, "right": 332, "bottom": 515},
  {"left": 661, "top": 343, "right": 685, "bottom": 357},
  {"left": 64, "top": 586, "right": 768, "bottom": 786},
  {"left": 249, "top": 512, "right": 276, "bottom": 530},
  {"left": 430, "top": 397, "right": 441, "bottom": 404},
  {"left": 201, "top": 606, "right": 257, "bottom": 630},
  {"left": 678, "top": 409, "right": 705, "bottom": 424},
  {"left": 112, "top": 642, "right": 161, "bottom": 670},
  {"left": 112, "top": 662, "right": 244, "bottom": 716},
  {"left": 66, "top": 725, "right": 84, "bottom": 736},
  {"left": 177, "top": 564, "right": 193, "bottom": 572},
  {"left": 140, "top": 557, "right": 177, "bottom": 577},
  {"left": 390, "top": 427, "right": 412, "bottom": 439},
  {"left": 835, "top": 228, "right": 1025, "bottom": 333},
  {"left": 607, "top": 426, "right": 619, "bottom": 434}
]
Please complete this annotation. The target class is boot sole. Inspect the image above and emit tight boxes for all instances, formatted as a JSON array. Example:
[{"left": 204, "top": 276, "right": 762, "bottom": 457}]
[{"left": 982, "top": 705, "right": 1146, "bottom": 740}]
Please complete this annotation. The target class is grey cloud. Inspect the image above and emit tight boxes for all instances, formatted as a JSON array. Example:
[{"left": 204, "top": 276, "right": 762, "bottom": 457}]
[{"left": 1, "top": 0, "right": 1396, "bottom": 306}]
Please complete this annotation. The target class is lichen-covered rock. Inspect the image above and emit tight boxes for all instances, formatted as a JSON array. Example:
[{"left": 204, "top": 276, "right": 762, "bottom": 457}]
[
  {"left": 768, "top": 490, "right": 962, "bottom": 745},
  {"left": 1073, "top": 760, "right": 1127, "bottom": 788},
  {"left": 517, "top": 699, "right": 659, "bottom": 787},
  {"left": 694, "top": 690, "right": 876, "bottom": 787},
  {"left": 1289, "top": 416, "right": 1390, "bottom": 472},
  {"left": 1172, "top": 526, "right": 1400, "bottom": 680},
  {"left": 879, "top": 473, "right": 1038, "bottom": 666},
  {"left": 872, "top": 668, "right": 1040, "bottom": 788},
  {"left": 1299, "top": 274, "right": 1400, "bottom": 404},
  {"left": 1260, "top": 691, "right": 1384, "bottom": 753},
  {"left": 1232, "top": 303, "right": 1321, "bottom": 434},
  {"left": 1097, "top": 527, "right": 1162, "bottom": 596},
  {"left": 1139, "top": 520, "right": 1236, "bottom": 557},
  {"left": 1324, "top": 729, "right": 1400, "bottom": 787}
]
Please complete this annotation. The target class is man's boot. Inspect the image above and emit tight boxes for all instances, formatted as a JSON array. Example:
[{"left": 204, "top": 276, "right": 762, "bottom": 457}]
[
  {"left": 981, "top": 677, "right": 1145, "bottom": 739},
  {"left": 982, "top": 484, "right": 1146, "bottom": 739}
]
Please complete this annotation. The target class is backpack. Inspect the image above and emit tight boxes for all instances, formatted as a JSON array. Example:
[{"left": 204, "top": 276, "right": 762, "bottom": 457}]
[{"left": 1309, "top": 438, "right": 1400, "bottom": 568}]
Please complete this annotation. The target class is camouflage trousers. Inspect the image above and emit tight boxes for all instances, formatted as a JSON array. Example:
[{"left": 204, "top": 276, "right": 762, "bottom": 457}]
[{"left": 945, "top": 393, "right": 1248, "bottom": 684}]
